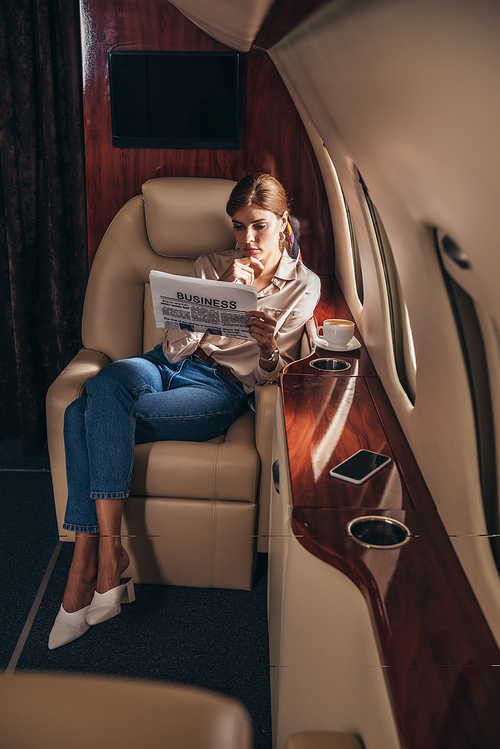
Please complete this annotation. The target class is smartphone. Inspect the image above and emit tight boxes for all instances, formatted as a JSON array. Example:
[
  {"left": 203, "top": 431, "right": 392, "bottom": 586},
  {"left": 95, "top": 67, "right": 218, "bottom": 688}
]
[{"left": 329, "top": 449, "right": 391, "bottom": 485}]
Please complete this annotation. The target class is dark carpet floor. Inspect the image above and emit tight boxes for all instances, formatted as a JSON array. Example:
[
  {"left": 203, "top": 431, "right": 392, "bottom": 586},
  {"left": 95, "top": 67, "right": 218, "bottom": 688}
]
[{"left": 0, "top": 437, "right": 272, "bottom": 748}]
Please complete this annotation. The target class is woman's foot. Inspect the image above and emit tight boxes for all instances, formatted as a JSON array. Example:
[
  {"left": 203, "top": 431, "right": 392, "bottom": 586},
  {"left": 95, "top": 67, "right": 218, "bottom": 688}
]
[
  {"left": 88, "top": 501, "right": 134, "bottom": 624},
  {"left": 62, "top": 534, "right": 98, "bottom": 613},
  {"left": 86, "top": 577, "right": 135, "bottom": 626},
  {"left": 85, "top": 542, "right": 134, "bottom": 626},
  {"left": 50, "top": 534, "right": 98, "bottom": 649},
  {"left": 48, "top": 604, "right": 92, "bottom": 649},
  {"left": 62, "top": 576, "right": 96, "bottom": 613},
  {"left": 95, "top": 540, "right": 130, "bottom": 595}
]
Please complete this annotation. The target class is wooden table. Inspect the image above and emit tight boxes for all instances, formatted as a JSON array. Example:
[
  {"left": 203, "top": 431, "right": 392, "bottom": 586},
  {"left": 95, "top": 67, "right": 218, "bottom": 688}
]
[{"left": 278, "top": 279, "right": 500, "bottom": 749}]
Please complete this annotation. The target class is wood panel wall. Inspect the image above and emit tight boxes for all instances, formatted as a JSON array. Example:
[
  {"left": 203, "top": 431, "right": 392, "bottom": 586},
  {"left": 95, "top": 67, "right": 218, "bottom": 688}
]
[{"left": 80, "top": 0, "right": 333, "bottom": 273}]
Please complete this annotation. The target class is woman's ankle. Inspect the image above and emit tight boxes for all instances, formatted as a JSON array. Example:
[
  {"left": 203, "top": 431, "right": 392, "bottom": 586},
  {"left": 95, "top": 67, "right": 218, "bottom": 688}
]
[
  {"left": 62, "top": 534, "right": 99, "bottom": 611},
  {"left": 95, "top": 542, "right": 130, "bottom": 593},
  {"left": 72, "top": 534, "right": 99, "bottom": 573}
]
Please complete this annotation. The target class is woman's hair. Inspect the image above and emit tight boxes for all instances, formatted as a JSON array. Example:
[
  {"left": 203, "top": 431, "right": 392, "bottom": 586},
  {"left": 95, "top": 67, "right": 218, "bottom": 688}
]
[
  {"left": 226, "top": 173, "right": 289, "bottom": 218},
  {"left": 226, "top": 173, "right": 291, "bottom": 251}
]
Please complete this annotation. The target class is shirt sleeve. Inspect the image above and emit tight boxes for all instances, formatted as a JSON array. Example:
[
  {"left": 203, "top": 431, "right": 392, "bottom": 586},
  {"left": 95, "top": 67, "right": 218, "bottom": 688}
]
[{"left": 254, "top": 273, "right": 321, "bottom": 385}]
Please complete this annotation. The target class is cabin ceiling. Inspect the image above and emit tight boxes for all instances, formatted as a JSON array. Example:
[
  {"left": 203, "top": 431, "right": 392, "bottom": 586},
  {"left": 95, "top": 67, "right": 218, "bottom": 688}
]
[
  {"left": 167, "top": 0, "right": 335, "bottom": 52},
  {"left": 167, "top": 0, "right": 276, "bottom": 52}
]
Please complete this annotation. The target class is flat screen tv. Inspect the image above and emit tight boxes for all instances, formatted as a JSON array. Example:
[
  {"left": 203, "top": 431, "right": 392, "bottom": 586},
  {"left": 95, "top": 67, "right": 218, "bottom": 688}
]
[{"left": 108, "top": 51, "right": 240, "bottom": 149}]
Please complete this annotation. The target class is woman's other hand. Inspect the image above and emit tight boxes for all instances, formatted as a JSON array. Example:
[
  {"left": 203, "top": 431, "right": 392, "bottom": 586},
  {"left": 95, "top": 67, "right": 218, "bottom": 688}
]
[{"left": 245, "top": 310, "right": 279, "bottom": 371}]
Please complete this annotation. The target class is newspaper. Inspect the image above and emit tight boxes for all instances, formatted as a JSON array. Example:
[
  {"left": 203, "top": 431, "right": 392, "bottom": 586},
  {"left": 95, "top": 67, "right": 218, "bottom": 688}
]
[{"left": 150, "top": 270, "right": 258, "bottom": 341}]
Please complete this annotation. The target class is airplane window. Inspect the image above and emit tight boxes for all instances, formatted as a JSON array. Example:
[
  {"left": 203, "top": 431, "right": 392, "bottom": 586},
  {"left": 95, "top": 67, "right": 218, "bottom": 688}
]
[
  {"left": 435, "top": 233, "right": 498, "bottom": 568},
  {"left": 322, "top": 147, "right": 364, "bottom": 307},
  {"left": 342, "top": 187, "right": 364, "bottom": 306},
  {"left": 356, "top": 169, "right": 416, "bottom": 404}
]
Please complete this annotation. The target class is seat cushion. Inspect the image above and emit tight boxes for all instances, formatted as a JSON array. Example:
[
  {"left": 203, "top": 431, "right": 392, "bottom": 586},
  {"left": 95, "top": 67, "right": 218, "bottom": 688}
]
[
  {"left": 123, "top": 497, "right": 257, "bottom": 588},
  {"left": 129, "top": 410, "right": 259, "bottom": 502},
  {"left": 143, "top": 177, "right": 236, "bottom": 257},
  {"left": 0, "top": 673, "right": 253, "bottom": 749}
]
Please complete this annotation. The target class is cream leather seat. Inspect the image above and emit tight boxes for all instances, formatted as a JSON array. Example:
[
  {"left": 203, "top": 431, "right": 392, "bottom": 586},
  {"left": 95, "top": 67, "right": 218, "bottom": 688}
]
[
  {"left": 46, "top": 177, "right": 308, "bottom": 589},
  {"left": 0, "top": 672, "right": 253, "bottom": 749}
]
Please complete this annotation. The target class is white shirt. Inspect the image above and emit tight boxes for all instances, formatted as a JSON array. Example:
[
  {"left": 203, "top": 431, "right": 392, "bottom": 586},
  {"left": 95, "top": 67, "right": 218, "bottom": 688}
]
[{"left": 162, "top": 248, "right": 321, "bottom": 393}]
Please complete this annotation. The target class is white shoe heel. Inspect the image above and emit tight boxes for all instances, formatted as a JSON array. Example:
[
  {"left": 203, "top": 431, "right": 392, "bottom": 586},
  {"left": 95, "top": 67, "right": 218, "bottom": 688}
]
[
  {"left": 48, "top": 604, "right": 91, "bottom": 650},
  {"left": 86, "top": 578, "right": 135, "bottom": 626}
]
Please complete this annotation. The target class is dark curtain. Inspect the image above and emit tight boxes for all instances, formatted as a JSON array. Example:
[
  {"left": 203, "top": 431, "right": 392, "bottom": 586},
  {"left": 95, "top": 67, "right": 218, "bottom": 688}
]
[{"left": 0, "top": 0, "right": 88, "bottom": 454}]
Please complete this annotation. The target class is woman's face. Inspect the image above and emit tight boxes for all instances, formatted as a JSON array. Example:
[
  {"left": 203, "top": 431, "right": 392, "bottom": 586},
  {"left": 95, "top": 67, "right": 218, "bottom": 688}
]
[{"left": 231, "top": 204, "right": 287, "bottom": 269}]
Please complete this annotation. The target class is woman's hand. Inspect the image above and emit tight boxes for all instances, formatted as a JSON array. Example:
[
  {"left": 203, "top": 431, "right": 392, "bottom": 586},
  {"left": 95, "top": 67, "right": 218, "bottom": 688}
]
[
  {"left": 219, "top": 257, "right": 264, "bottom": 286},
  {"left": 245, "top": 310, "right": 279, "bottom": 371}
]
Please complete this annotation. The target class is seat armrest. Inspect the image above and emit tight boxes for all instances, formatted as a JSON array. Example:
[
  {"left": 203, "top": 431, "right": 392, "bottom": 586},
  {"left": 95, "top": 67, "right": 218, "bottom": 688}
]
[
  {"left": 46, "top": 348, "right": 111, "bottom": 536},
  {"left": 254, "top": 321, "right": 314, "bottom": 552},
  {"left": 254, "top": 383, "right": 279, "bottom": 552}
]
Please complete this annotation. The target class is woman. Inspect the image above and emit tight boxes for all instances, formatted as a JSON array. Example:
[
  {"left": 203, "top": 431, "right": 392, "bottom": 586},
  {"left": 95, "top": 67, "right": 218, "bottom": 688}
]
[{"left": 48, "top": 173, "right": 321, "bottom": 649}]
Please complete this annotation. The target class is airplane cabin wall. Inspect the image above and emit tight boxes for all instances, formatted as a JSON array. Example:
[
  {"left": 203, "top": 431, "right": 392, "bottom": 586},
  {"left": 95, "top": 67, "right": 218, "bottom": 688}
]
[
  {"left": 79, "top": 0, "right": 333, "bottom": 272},
  {"left": 269, "top": 0, "right": 500, "bottom": 644}
]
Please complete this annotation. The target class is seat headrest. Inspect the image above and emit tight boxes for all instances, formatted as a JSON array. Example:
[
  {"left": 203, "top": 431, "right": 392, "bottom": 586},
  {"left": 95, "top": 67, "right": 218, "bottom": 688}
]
[{"left": 142, "top": 177, "right": 237, "bottom": 257}]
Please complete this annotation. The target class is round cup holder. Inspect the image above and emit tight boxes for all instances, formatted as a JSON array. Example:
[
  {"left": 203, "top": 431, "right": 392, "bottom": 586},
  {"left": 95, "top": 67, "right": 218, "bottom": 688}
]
[
  {"left": 346, "top": 516, "right": 411, "bottom": 549},
  {"left": 309, "top": 358, "right": 351, "bottom": 372}
]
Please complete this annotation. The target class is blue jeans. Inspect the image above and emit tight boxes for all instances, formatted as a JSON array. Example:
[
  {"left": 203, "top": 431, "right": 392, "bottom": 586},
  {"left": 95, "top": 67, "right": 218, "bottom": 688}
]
[{"left": 63, "top": 345, "right": 247, "bottom": 533}]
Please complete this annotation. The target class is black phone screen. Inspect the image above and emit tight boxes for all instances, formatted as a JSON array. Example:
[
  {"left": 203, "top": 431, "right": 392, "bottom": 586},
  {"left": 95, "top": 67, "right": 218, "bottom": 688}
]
[{"left": 330, "top": 450, "right": 391, "bottom": 482}]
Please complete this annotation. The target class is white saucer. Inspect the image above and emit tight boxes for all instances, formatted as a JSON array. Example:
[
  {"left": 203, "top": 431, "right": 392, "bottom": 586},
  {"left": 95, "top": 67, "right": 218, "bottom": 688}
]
[{"left": 313, "top": 334, "right": 361, "bottom": 352}]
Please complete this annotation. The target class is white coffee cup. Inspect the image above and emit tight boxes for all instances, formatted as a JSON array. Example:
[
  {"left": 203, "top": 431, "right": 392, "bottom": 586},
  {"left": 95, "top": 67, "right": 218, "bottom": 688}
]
[{"left": 317, "top": 319, "right": 355, "bottom": 346}]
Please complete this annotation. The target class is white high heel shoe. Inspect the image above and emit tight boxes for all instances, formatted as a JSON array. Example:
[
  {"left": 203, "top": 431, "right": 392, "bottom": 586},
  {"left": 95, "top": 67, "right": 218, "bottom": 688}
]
[
  {"left": 86, "top": 578, "right": 135, "bottom": 626},
  {"left": 48, "top": 604, "right": 91, "bottom": 650}
]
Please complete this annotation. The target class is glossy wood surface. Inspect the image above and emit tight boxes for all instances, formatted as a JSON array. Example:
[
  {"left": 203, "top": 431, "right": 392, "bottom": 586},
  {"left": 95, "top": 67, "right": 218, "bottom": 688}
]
[
  {"left": 80, "top": 0, "right": 333, "bottom": 273},
  {"left": 280, "top": 284, "right": 500, "bottom": 748},
  {"left": 292, "top": 508, "right": 500, "bottom": 749},
  {"left": 283, "top": 375, "right": 412, "bottom": 511}
]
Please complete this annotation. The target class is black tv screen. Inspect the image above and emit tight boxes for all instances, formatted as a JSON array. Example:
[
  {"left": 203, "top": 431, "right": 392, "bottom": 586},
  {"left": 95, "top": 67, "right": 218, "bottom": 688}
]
[{"left": 108, "top": 51, "right": 240, "bottom": 149}]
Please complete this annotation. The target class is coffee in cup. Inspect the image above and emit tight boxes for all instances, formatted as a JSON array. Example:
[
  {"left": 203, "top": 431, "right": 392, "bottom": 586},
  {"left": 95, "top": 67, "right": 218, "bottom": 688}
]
[{"left": 317, "top": 319, "right": 354, "bottom": 346}]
